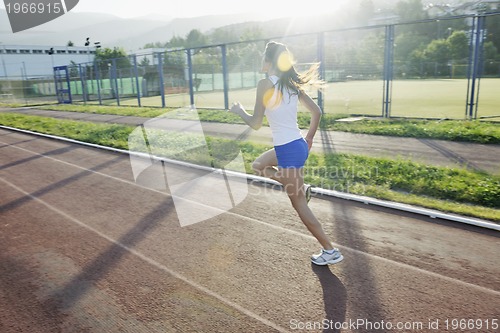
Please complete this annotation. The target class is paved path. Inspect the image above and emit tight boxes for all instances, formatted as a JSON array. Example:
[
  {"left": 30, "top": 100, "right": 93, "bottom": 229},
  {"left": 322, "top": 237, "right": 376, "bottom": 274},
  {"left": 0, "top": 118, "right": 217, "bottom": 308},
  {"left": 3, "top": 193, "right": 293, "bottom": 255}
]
[
  {"left": 1, "top": 128, "right": 499, "bottom": 332},
  {"left": 1, "top": 107, "right": 499, "bottom": 175}
]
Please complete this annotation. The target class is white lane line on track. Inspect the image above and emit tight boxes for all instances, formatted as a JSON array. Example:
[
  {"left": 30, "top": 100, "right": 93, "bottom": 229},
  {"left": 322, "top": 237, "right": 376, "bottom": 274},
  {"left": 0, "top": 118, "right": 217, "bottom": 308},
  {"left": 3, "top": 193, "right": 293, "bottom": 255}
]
[
  {"left": 0, "top": 177, "right": 290, "bottom": 333},
  {"left": 3, "top": 125, "right": 496, "bottom": 232},
  {"left": 1, "top": 136, "right": 500, "bottom": 297}
]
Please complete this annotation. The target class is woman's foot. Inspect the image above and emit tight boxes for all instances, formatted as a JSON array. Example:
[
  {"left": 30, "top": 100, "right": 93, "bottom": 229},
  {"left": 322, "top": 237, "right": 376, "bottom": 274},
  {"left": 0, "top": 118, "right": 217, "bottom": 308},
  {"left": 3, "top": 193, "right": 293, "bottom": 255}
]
[{"left": 311, "top": 248, "right": 344, "bottom": 265}]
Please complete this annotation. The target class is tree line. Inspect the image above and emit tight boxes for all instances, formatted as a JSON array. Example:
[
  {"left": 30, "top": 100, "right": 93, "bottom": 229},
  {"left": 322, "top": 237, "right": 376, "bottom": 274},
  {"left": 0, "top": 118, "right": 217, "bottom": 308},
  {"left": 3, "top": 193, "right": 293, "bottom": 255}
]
[{"left": 88, "top": 0, "right": 500, "bottom": 80}]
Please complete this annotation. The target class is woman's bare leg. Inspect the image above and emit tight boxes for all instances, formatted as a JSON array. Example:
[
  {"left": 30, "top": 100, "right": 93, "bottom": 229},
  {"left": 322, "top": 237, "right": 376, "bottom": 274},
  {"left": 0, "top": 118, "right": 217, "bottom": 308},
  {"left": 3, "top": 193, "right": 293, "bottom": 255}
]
[
  {"left": 252, "top": 149, "right": 280, "bottom": 180},
  {"left": 253, "top": 150, "right": 333, "bottom": 250},
  {"left": 278, "top": 168, "right": 334, "bottom": 250}
]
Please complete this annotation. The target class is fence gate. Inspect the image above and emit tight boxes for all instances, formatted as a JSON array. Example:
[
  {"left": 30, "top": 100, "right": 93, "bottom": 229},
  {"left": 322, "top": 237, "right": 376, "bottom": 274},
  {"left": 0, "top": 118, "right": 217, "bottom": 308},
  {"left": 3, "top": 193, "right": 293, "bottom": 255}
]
[{"left": 53, "top": 66, "right": 72, "bottom": 104}]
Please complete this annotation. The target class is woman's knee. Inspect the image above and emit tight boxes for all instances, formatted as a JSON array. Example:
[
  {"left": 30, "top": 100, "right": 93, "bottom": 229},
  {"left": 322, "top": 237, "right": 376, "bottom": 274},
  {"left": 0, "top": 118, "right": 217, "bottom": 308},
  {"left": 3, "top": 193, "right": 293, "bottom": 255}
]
[
  {"left": 252, "top": 160, "right": 265, "bottom": 174},
  {"left": 287, "top": 189, "right": 306, "bottom": 208}
]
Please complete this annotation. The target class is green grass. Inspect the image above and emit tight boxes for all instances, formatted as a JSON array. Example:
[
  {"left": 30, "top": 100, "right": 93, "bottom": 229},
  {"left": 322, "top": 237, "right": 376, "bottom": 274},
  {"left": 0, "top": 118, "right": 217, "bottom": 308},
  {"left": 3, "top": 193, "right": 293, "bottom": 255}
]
[
  {"left": 4, "top": 78, "right": 500, "bottom": 120},
  {"left": 327, "top": 118, "right": 500, "bottom": 144},
  {"left": 38, "top": 104, "right": 171, "bottom": 118},
  {"left": 1, "top": 112, "right": 499, "bottom": 222},
  {"left": 79, "top": 78, "right": 500, "bottom": 120},
  {"left": 303, "top": 153, "right": 500, "bottom": 208},
  {"left": 0, "top": 112, "right": 133, "bottom": 149},
  {"left": 36, "top": 103, "right": 500, "bottom": 144}
]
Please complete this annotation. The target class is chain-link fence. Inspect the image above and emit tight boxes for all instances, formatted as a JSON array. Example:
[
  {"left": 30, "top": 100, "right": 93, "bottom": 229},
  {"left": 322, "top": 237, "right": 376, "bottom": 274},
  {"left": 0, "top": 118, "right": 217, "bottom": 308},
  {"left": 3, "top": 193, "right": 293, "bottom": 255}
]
[{"left": 2, "top": 12, "right": 499, "bottom": 120}]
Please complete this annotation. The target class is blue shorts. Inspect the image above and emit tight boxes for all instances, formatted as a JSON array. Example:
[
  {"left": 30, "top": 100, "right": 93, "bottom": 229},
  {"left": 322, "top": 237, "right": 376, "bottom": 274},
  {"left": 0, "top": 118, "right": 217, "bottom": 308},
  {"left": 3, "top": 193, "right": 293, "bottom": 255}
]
[{"left": 275, "top": 138, "right": 309, "bottom": 168}]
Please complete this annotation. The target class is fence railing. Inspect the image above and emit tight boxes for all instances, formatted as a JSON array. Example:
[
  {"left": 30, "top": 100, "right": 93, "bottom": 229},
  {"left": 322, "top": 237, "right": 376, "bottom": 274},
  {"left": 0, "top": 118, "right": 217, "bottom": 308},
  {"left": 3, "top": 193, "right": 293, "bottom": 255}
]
[{"left": 2, "top": 12, "right": 500, "bottom": 120}]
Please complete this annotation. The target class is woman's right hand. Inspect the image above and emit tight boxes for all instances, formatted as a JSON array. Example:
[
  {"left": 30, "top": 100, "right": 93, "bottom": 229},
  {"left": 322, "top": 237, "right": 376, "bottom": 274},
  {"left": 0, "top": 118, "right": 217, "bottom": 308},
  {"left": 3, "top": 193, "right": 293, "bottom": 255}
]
[{"left": 305, "top": 136, "right": 314, "bottom": 151}]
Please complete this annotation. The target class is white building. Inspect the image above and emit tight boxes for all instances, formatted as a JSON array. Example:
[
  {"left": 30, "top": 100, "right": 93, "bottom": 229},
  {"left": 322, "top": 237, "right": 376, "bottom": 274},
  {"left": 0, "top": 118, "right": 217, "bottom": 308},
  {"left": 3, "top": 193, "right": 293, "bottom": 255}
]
[{"left": 0, "top": 44, "right": 97, "bottom": 79}]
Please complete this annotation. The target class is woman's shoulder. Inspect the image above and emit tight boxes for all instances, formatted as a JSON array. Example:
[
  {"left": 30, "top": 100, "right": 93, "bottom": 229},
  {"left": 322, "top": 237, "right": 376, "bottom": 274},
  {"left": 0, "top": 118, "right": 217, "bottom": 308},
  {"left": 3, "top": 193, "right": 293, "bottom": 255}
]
[{"left": 257, "top": 77, "right": 275, "bottom": 90}]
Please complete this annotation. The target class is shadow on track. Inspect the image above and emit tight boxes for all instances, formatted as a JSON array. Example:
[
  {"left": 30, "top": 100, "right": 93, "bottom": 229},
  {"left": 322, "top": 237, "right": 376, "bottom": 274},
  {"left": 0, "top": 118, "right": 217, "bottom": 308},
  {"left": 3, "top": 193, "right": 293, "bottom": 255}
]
[
  {"left": 47, "top": 198, "right": 176, "bottom": 311},
  {"left": 0, "top": 156, "right": 122, "bottom": 212},
  {"left": 311, "top": 264, "right": 347, "bottom": 333}
]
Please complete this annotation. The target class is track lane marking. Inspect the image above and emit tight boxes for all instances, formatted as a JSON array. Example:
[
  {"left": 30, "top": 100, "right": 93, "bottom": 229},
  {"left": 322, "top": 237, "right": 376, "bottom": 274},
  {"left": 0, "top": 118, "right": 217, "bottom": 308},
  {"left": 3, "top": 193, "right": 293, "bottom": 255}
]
[
  {"left": 0, "top": 176, "right": 290, "bottom": 333},
  {"left": 1, "top": 134, "right": 499, "bottom": 297}
]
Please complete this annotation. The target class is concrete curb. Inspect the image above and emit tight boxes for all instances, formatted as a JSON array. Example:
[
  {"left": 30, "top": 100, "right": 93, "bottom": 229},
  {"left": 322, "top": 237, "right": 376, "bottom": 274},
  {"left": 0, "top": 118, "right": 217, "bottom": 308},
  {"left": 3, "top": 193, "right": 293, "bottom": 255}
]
[{"left": 1, "top": 124, "right": 499, "bottom": 232}]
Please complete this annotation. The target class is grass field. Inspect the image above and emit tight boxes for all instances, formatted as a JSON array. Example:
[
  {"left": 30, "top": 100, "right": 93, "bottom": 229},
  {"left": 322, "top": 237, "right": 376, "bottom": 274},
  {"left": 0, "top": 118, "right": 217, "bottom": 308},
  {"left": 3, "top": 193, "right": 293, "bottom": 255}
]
[
  {"left": 31, "top": 103, "right": 500, "bottom": 144},
  {"left": 0, "top": 112, "right": 499, "bottom": 221},
  {"left": 85, "top": 78, "right": 500, "bottom": 120}
]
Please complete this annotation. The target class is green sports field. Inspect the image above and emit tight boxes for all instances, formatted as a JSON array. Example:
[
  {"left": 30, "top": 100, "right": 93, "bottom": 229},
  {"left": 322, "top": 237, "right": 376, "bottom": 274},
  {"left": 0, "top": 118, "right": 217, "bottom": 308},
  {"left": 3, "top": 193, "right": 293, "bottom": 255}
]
[{"left": 88, "top": 78, "right": 500, "bottom": 120}]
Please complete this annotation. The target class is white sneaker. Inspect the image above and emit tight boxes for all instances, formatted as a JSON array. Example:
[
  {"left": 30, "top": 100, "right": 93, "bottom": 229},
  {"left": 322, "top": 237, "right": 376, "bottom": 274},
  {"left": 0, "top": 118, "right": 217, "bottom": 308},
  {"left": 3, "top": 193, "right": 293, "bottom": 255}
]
[
  {"left": 311, "top": 248, "right": 344, "bottom": 266},
  {"left": 305, "top": 184, "right": 312, "bottom": 204}
]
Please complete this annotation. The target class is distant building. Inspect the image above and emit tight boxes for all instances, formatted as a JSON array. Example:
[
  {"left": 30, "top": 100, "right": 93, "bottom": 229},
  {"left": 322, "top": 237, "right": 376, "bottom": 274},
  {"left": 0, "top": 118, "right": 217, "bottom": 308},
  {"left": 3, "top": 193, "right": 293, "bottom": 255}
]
[{"left": 0, "top": 44, "right": 97, "bottom": 79}]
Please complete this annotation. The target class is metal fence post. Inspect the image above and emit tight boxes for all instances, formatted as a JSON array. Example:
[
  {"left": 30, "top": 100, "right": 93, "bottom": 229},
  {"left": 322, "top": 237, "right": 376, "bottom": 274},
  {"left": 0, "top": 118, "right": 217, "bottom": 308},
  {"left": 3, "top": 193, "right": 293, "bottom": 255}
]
[
  {"left": 95, "top": 61, "right": 102, "bottom": 105},
  {"left": 317, "top": 32, "right": 325, "bottom": 112},
  {"left": 112, "top": 59, "right": 120, "bottom": 106},
  {"left": 157, "top": 52, "right": 165, "bottom": 108},
  {"left": 78, "top": 64, "right": 87, "bottom": 104},
  {"left": 186, "top": 49, "right": 195, "bottom": 107},
  {"left": 132, "top": 55, "right": 141, "bottom": 107},
  {"left": 383, "top": 25, "right": 395, "bottom": 118},
  {"left": 221, "top": 44, "right": 229, "bottom": 110},
  {"left": 466, "top": 15, "right": 485, "bottom": 120}
]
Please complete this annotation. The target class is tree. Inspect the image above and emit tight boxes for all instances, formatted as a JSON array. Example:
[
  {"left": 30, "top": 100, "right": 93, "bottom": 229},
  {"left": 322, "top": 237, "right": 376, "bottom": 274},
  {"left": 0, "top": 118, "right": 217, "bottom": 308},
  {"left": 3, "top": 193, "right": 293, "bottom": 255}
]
[
  {"left": 94, "top": 47, "right": 131, "bottom": 74},
  {"left": 139, "top": 57, "right": 150, "bottom": 67},
  {"left": 185, "top": 29, "right": 209, "bottom": 48},
  {"left": 395, "top": 0, "right": 428, "bottom": 22},
  {"left": 447, "top": 31, "right": 469, "bottom": 61},
  {"left": 357, "top": 0, "right": 375, "bottom": 25},
  {"left": 144, "top": 42, "right": 167, "bottom": 49},
  {"left": 483, "top": 41, "right": 499, "bottom": 76},
  {"left": 395, "top": 0, "right": 433, "bottom": 38},
  {"left": 240, "top": 26, "right": 264, "bottom": 42},
  {"left": 420, "top": 39, "right": 450, "bottom": 76},
  {"left": 423, "top": 39, "right": 449, "bottom": 64},
  {"left": 166, "top": 36, "right": 186, "bottom": 48},
  {"left": 485, "top": 14, "right": 500, "bottom": 52},
  {"left": 69, "top": 61, "right": 79, "bottom": 78},
  {"left": 394, "top": 32, "right": 428, "bottom": 62},
  {"left": 211, "top": 27, "right": 238, "bottom": 44},
  {"left": 483, "top": 41, "right": 498, "bottom": 60}
]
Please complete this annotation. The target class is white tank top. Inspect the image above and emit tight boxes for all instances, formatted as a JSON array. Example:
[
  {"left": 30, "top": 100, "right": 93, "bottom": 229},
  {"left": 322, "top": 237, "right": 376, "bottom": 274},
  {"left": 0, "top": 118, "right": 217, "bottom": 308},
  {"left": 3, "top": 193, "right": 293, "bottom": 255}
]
[{"left": 264, "top": 75, "right": 303, "bottom": 146}]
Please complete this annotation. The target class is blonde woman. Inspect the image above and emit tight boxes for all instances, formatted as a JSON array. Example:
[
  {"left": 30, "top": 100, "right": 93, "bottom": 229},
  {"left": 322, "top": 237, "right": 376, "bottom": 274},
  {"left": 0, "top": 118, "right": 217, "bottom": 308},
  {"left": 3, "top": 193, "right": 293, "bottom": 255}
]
[{"left": 230, "top": 41, "right": 343, "bottom": 265}]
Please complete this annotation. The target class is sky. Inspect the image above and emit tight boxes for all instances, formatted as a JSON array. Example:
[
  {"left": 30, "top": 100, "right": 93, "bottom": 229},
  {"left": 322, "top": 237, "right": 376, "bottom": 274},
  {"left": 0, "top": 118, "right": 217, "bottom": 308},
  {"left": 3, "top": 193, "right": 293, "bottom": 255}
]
[
  {"left": 0, "top": 0, "right": 344, "bottom": 21},
  {"left": 0, "top": 0, "right": 334, "bottom": 19},
  {"left": 70, "top": 0, "right": 333, "bottom": 19}
]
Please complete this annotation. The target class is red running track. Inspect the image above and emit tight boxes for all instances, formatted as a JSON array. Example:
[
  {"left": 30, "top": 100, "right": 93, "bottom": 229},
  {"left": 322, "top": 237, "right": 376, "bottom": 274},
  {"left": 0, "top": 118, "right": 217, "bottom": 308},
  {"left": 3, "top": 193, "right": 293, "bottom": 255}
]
[{"left": 1, "top": 128, "right": 499, "bottom": 332}]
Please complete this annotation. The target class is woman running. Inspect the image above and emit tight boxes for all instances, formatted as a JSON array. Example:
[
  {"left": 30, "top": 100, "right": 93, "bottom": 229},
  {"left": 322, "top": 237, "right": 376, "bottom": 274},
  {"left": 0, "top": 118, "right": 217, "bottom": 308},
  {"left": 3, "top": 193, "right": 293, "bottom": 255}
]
[{"left": 229, "top": 41, "right": 343, "bottom": 265}]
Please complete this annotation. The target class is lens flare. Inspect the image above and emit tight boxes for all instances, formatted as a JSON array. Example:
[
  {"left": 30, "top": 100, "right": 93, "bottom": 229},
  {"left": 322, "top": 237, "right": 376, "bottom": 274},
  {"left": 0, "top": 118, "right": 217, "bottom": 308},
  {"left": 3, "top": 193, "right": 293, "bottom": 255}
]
[
  {"left": 277, "top": 51, "right": 294, "bottom": 72},
  {"left": 263, "top": 88, "right": 282, "bottom": 110}
]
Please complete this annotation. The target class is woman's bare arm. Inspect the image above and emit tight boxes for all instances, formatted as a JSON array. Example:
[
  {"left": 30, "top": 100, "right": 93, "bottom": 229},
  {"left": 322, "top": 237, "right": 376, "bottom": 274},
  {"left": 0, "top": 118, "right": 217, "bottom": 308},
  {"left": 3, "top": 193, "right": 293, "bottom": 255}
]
[
  {"left": 299, "top": 91, "right": 322, "bottom": 150},
  {"left": 230, "top": 79, "right": 273, "bottom": 130}
]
